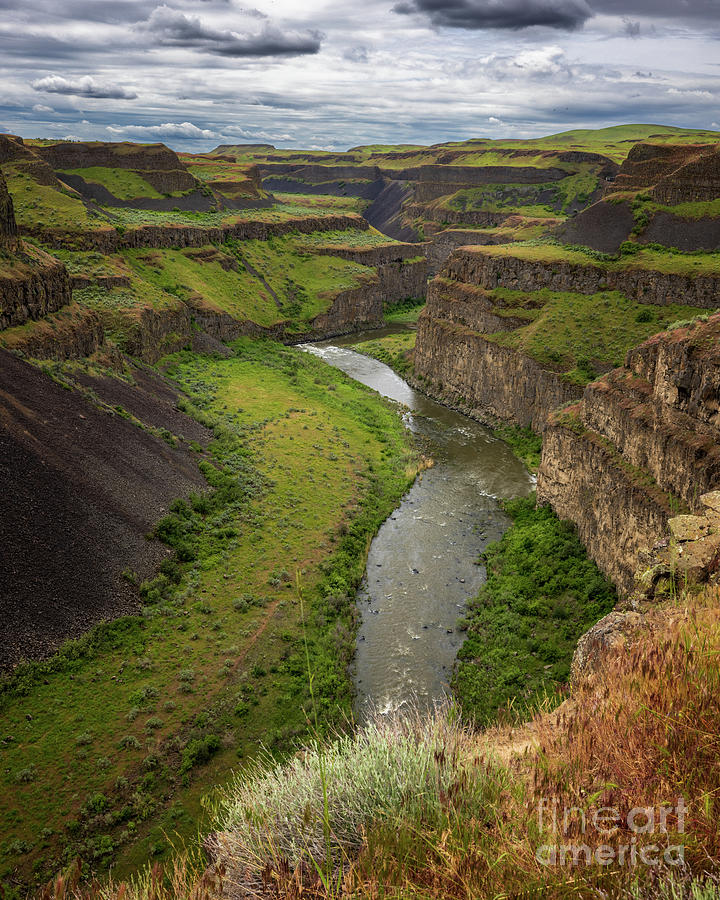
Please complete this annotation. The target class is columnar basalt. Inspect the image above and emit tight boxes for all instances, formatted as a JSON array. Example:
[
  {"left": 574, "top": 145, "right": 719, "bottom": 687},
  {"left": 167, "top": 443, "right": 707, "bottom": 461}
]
[
  {"left": 0, "top": 304, "right": 105, "bottom": 361},
  {"left": 444, "top": 246, "right": 720, "bottom": 308},
  {"left": 537, "top": 314, "right": 720, "bottom": 593},
  {"left": 0, "top": 245, "right": 72, "bottom": 331},
  {"left": 414, "top": 293, "right": 581, "bottom": 430},
  {"left": 28, "top": 213, "right": 368, "bottom": 252}
]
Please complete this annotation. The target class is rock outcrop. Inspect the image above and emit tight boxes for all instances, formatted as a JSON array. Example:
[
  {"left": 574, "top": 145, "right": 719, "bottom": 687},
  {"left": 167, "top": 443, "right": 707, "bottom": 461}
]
[
  {"left": 537, "top": 314, "right": 720, "bottom": 593},
  {"left": 558, "top": 142, "right": 720, "bottom": 252},
  {"left": 423, "top": 228, "right": 515, "bottom": 275},
  {"left": 608, "top": 141, "right": 720, "bottom": 202},
  {"left": 28, "top": 213, "right": 368, "bottom": 251},
  {"left": 34, "top": 140, "right": 199, "bottom": 194},
  {"left": 414, "top": 271, "right": 581, "bottom": 429},
  {"left": 0, "top": 303, "right": 105, "bottom": 361},
  {"left": 0, "top": 244, "right": 72, "bottom": 330},
  {"left": 444, "top": 246, "right": 720, "bottom": 308},
  {"left": 0, "top": 169, "right": 18, "bottom": 245},
  {"left": 305, "top": 241, "right": 427, "bottom": 303},
  {"left": 118, "top": 299, "right": 193, "bottom": 365}
]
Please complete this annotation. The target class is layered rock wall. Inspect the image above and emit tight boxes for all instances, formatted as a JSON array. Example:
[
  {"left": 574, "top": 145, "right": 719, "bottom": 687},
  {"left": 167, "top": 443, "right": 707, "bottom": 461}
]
[
  {"left": 538, "top": 420, "right": 672, "bottom": 593},
  {"left": 445, "top": 247, "right": 720, "bottom": 308},
  {"left": 414, "top": 310, "right": 581, "bottom": 430},
  {"left": 29, "top": 213, "right": 368, "bottom": 251},
  {"left": 35, "top": 140, "right": 189, "bottom": 173},
  {"left": 424, "top": 228, "right": 514, "bottom": 274},
  {"left": 537, "top": 314, "right": 720, "bottom": 593},
  {"left": 0, "top": 304, "right": 105, "bottom": 361},
  {"left": 308, "top": 242, "right": 427, "bottom": 301},
  {"left": 0, "top": 247, "right": 72, "bottom": 330}
]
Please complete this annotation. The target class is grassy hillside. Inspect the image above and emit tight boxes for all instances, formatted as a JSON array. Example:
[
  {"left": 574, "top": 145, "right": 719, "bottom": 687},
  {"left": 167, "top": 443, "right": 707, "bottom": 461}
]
[
  {"left": 58, "top": 168, "right": 167, "bottom": 201},
  {"left": 122, "top": 236, "right": 374, "bottom": 331},
  {"left": 0, "top": 339, "right": 417, "bottom": 889},
  {"left": 485, "top": 285, "right": 708, "bottom": 384},
  {"left": 36, "top": 583, "right": 720, "bottom": 900},
  {"left": 215, "top": 124, "right": 720, "bottom": 167}
]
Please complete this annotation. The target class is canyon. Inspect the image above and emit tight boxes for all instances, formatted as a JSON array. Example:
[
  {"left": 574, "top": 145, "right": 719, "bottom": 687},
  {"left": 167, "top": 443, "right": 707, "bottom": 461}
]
[{"left": 1, "top": 124, "right": 720, "bottom": 892}]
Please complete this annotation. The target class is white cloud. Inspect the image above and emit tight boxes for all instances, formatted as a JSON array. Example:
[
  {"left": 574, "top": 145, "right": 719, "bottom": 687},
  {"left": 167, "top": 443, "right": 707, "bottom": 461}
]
[
  {"left": 32, "top": 74, "right": 137, "bottom": 99},
  {"left": 106, "top": 121, "right": 220, "bottom": 139},
  {"left": 667, "top": 87, "right": 713, "bottom": 98}
]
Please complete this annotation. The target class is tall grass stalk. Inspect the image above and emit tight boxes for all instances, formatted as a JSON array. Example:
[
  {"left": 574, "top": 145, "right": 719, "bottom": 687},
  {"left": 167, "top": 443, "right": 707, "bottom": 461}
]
[{"left": 297, "top": 571, "right": 337, "bottom": 893}]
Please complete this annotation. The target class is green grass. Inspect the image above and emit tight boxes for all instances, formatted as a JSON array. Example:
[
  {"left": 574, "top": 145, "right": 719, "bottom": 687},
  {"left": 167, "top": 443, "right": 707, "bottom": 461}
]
[
  {"left": 453, "top": 495, "right": 617, "bottom": 724},
  {"left": 106, "top": 202, "right": 348, "bottom": 230},
  {"left": 440, "top": 166, "right": 600, "bottom": 218},
  {"left": 73, "top": 277, "right": 184, "bottom": 352},
  {"left": 384, "top": 297, "right": 426, "bottom": 324},
  {"left": 654, "top": 197, "right": 720, "bottom": 220},
  {"left": 483, "top": 287, "right": 707, "bottom": 384},
  {"left": 475, "top": 239, "right": 720, "bottom": 276},
  {"left": 48, "top": 249, "right": 127, "bottom": 279},
  {"left": 271, "top": 193, "right": 368, "bottom": 214},
  {"left": 229, "top": 235, "right": 374, "bottom": 330},
  {"left": 353, "top": 331, "right": 417, "bottom": 377},
  {"left": 492, "top": 424, "right": 542, "bottom": 473},
  {"left": 119, "top": 235, "right": 376, "bottom": 332},
  {"left": 0, "top": 339, "right": 417, "bottom": 892},
  {"left": 122, "top": 246, "right": 280, "bottom": 327},
  {"left": 298, "top": 228, "right": 400, "bottom": 250},
  {"left": 58, "top": 168, "right": 166, "bottom": 201},
  {"left": 2, "top": 164, "right": 92, "bottom": 230},
  {"left": 217, "top": 125, "right": 720, "bottom": 170}
]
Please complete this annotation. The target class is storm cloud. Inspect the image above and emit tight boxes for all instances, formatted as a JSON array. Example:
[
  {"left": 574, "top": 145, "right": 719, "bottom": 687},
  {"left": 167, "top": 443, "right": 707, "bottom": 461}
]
[
  {"left": 32, "top": 75, "right": 137, "bottom": 99},
  {"left": 139, "top": 5, "right": 323, "bottom": 56},
  {"left": 393, "top": 0, "right": 594, "bottom": 31}
]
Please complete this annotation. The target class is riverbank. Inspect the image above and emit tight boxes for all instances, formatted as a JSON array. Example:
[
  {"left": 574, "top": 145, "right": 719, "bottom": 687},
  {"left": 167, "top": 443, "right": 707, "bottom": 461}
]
[
  {"left": 0, "top": 338, "right": 418, "bottom": 890},
  {"left": 453, "top": 495, "right": 617, "bottom": 724},
  {"left": 351, "top": 324, "right": 543, "bottom": 473},
  {"left": 304, "top": 340, "right": 531, "bottom": 717},
  {"left": 308, "top": 335, "right": 609, "bottom": 727}
]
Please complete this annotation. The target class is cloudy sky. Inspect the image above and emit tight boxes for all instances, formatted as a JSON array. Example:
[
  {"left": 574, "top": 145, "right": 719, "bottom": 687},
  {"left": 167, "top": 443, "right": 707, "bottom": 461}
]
[{"left": 1, "top": 0, "right": 719, "bottom": 151}]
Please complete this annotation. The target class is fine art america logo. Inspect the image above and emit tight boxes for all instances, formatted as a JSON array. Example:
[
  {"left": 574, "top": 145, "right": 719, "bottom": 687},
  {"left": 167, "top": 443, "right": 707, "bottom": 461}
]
[{"left": 535, "top": 798, "right": 687, "bottom": 868}]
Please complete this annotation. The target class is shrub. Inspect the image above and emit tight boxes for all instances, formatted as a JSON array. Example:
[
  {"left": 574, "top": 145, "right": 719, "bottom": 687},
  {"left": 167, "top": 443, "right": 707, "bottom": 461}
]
[
  {"left": 16, "top": 765, "right": 37, "bottom": 784},
  {"left": 454, "top": 495, "right": 616, "bottom": 724},
  {"left": 211, "top": 711, "right": 502, "bottom": 876},
  {"left": 180, "top": 734, "right": 221, "bottom": 774}
]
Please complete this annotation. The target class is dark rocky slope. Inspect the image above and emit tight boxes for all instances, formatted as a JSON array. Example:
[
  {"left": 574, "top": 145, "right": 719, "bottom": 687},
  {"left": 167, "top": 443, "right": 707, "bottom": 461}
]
[
  {"left": 0, "top": 168, "right": 17, "bottom": 244},
  {"left": 0, "top": 350, "right": 211, "bottom": 667},
  {"left": 557, "top": 141, "right": 720, "bottom": 252}
]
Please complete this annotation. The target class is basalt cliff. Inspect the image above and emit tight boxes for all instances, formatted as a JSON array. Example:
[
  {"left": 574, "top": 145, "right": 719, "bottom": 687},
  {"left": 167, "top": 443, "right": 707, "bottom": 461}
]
[
  {"left": 408, "top": 136, "right": 720, "bottom": 595},
  {"left": 538, "top": 314, "right": 720, "bottom": 592}
]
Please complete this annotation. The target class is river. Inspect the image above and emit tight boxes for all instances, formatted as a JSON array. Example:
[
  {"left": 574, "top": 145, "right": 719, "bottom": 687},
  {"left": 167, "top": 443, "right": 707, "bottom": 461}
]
[{"left": 301, "top": 326, "right": 534, "bottom": 721}]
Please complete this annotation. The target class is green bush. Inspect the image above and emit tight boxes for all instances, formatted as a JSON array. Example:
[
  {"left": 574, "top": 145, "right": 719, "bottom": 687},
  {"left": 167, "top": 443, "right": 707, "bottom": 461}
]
[
  {"left": 180, "top": 734, "right": 221, "bottom": 774},
  {"left": 453, "top": 495, "right": 616, "bottom": 724}
]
